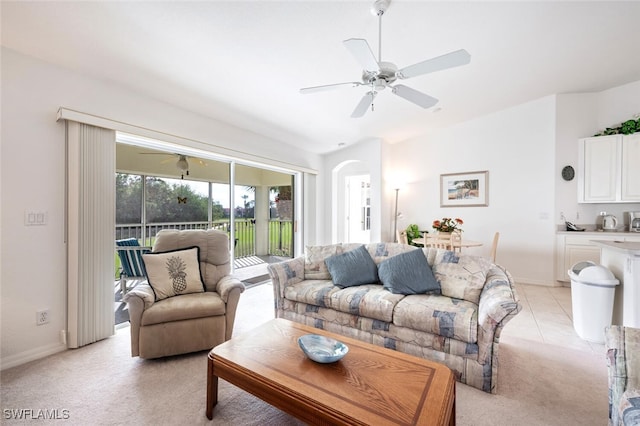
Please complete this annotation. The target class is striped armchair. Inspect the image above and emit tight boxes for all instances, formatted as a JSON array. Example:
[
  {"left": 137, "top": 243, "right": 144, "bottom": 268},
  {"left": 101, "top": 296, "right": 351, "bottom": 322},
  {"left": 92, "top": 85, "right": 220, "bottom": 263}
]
[{"left": 605, "top": 325, "right": 640, "bottom": 425}]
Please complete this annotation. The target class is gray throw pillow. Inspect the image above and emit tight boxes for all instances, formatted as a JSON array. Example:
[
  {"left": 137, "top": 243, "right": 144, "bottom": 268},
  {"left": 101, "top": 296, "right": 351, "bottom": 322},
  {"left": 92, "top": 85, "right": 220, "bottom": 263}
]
[
  {"left": 378, "top": 249, "right": 441, "bottom": 295},
  {"left": 325, "top": 245, "right": 378, "bottom": 288}
]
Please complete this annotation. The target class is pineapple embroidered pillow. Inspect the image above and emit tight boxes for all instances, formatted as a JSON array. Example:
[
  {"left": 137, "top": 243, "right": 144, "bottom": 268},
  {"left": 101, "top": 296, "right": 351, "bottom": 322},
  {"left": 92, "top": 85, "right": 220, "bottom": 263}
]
[{"left": 142, "top": 246, "right": 205, "bottom": 301}]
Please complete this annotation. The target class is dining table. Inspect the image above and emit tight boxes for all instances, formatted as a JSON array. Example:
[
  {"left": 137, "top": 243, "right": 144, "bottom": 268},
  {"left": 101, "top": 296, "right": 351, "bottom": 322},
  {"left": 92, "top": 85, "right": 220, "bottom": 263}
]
[{"left": 412, "top": 237, "right": 483, "bottom": 249}]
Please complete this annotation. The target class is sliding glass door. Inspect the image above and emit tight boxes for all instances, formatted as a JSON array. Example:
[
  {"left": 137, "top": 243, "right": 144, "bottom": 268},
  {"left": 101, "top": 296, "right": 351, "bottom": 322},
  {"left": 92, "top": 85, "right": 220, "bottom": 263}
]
[{"left": 115, "top": 142, "right": 297, "bottom": 267}]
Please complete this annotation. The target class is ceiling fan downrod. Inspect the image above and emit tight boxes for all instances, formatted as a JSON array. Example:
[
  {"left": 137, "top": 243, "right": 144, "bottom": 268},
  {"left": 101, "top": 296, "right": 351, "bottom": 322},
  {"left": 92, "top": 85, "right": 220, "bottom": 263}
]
[{"left": 371, "top": 0, "right": 390, "bottom": 63}]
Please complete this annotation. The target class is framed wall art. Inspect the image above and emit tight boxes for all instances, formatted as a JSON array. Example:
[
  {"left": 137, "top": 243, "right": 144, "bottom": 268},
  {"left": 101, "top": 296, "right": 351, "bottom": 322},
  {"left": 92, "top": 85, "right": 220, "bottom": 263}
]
[{"left": 440, "top": 171, "right": 489, "bottom": 207}]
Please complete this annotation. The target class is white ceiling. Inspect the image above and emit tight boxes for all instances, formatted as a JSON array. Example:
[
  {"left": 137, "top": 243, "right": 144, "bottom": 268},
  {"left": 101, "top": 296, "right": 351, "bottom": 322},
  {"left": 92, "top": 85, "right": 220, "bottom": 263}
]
[{"left": 3, "top": 1, "right": 640, "bottom": 154}]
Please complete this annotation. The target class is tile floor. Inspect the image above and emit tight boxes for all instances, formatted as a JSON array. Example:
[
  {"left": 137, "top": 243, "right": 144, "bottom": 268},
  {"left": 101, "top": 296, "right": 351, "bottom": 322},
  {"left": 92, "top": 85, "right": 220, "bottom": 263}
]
[{"left": 505, "top": 283, "right": 605, "bottom": 354}]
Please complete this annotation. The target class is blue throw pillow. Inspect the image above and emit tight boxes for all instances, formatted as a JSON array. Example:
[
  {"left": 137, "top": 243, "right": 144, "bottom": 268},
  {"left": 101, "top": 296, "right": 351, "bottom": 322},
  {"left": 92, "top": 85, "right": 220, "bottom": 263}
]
[
  {"left": 378, "top": 249, "right": 441, "bottom": 295},
  {"left": 325, "top": 245, "right": 378, "bottom": 288}
]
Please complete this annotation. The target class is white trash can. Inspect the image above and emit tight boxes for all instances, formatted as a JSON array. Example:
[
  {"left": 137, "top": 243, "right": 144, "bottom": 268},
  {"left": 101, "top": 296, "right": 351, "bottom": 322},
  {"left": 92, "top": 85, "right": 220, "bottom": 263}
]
[{"left": 568, "top": 261, "right": 619, "bottom": 344}]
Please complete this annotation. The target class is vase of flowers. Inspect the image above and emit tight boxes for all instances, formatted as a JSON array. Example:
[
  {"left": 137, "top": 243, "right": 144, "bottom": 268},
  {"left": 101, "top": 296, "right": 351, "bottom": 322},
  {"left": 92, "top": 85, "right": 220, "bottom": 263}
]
[{"left": 432, "top": 217, "right": 463, "bottom": 234}]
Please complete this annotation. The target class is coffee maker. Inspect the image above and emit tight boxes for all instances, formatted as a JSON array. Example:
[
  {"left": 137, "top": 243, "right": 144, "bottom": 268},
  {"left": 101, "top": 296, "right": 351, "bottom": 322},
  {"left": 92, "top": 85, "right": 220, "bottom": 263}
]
[{"left": 629, "top": 211, "right": 640, "bottom": 232}]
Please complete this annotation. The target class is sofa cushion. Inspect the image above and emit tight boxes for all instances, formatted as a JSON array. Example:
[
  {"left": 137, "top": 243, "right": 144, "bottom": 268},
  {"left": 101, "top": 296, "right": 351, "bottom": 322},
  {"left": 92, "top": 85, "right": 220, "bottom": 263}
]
[
  {"left": 283, "top": 279, "right": 340, "bottom": 308},
  {"left": 393, "top": 294, "right": 479, "bottom": 344},
  {"left": 304, "top": 244, "right": 342, "bottom": 279},
  {"left": 325, "top": 245, "right": 378, "bottom": 288},
  {"left": 143, "top": 246, "right": 205, "bottom": 301},
  {"left": 432, "top": 251, "right": 492, "bottom": 304},
  {"left": 327, "top": 285, "right": 405, "bottom": 322},
  {"left": 365, "top": 242, "right": 416, "bottom": 264},
  {"left": 378, "top": 249, "right": 440, "bottom": 295}
]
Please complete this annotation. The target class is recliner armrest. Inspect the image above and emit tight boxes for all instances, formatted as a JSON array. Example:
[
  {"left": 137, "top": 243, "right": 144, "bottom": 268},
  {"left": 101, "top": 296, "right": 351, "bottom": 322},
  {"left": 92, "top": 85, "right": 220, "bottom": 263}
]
[
  {"left": 123, "top": 283, "right": 156, "bottom": 309},
  {"left": 122, "top": 283, "right": 156, "bottom": 357},
  {"left": 216, "top": 275, "right": 245, "bottom": 302}
]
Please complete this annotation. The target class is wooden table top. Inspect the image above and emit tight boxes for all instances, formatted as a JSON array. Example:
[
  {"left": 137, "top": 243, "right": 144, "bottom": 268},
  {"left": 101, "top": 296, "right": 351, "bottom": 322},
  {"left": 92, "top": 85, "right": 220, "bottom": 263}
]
[
  {"left": 412, "top": 237, "right": 483, "bottom": 248},
  {"left": 209, "top": 318, "right": 455, "bottom": 426}
]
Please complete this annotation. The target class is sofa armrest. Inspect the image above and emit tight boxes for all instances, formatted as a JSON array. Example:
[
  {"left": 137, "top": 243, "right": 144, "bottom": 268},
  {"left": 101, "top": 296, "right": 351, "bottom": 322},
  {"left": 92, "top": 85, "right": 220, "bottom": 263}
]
[
  {"left": 606, "top": 325, "right": 640, "bottom": 426},
  {"left": 476, "top": 265, "right": 522, "bottom": 363},
  {"left": 267, "top": 256, "right": 305, "bottom": 299},
  {"left": 216, "top": 275, "right": 245, "bottom": 303}
]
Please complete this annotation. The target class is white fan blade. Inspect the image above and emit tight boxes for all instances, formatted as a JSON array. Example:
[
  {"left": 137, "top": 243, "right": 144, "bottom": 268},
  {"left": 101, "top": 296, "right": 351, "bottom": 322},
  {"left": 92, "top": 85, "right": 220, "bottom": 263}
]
[
  {"left": 343, "top": 38, "right": 380, "bottom": 72},
  {"left": 392, "top": 85, "right": 438, "bottom": 109},
  {"left": 397, "top": 49, "right": 471, "bottom": 79},
  {"left": 300, "top": 82, "right": 363, "bottom": 94},
  {"left": 351, "top": 91, "right": 377, "bottom": 118}
]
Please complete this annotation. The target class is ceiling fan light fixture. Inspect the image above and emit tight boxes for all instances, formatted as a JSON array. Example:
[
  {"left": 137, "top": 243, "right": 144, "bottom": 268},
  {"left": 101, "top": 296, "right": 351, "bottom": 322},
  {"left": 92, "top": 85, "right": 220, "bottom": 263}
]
[{"left": 176, "top": 156, "right": 189, "bottom": 173}]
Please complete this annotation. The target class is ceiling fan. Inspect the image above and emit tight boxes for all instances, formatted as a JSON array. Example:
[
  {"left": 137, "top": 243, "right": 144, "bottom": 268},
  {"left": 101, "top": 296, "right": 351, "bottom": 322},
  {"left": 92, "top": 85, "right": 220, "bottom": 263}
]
[
  {"left": 300, "top": 0, "right": 471, "bottom": 118},
  {"left": 140, "top": 152, "right": 207, "bottom": 179}
]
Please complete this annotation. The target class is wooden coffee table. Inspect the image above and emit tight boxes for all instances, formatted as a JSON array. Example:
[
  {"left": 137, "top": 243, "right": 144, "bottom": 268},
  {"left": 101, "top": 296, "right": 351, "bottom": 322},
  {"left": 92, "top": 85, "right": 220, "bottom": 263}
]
[{"left": 206, "top": 318, "right": 455, "bottom": 425}]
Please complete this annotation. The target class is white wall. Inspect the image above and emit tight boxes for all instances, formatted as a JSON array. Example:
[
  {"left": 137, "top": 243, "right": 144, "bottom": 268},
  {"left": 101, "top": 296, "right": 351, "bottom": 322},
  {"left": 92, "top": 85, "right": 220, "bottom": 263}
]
[
  {"left": 387, "top": 81, "right": 640, "bottom": 286},
  {"left": 388, "top": 96, "right": 558, "bottom": 286},
  {"left": 0, "top": 47, "right": 322, "bottom": 368}
]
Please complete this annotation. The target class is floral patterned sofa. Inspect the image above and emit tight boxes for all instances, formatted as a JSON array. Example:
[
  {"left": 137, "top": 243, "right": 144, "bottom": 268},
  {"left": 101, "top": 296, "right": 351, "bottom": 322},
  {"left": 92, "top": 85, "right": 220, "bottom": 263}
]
[
  {"left": 267, "top": 242, "right": 521, "bottom": 394},
  {"left": 606, "top": 325, "right": 640, "bottom": 425}
]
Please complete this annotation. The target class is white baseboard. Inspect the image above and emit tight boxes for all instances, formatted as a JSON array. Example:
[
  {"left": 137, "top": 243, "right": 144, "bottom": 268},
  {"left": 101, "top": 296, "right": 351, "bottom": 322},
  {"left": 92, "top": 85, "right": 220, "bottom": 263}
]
[
  {"left": 0, "top": 342, "right": 66, "bottom": 371},
  {"left": 512, "top": 276, "right": 561, "bottom": 287}
]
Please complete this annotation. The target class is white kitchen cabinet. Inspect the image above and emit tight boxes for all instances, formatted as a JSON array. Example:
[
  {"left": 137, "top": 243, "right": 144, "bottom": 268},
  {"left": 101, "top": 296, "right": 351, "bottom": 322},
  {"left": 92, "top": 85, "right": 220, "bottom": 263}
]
[
  {"left": 557, "top": 235, "right": 600, "bottom": 281},
  {"left": 578, "top": 133, "right": 640, "bottom": 203},
  {"left": 556, "top": 233, "right": 640, "bottom": 282},
  {"left": 621, "top": 133, "right": 640, "bottom": 201}
]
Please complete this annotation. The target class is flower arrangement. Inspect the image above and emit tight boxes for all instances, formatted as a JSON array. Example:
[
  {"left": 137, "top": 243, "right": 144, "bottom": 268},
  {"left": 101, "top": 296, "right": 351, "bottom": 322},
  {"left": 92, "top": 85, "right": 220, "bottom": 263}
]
[{"left": 432, "top": 217, "right": 463, "bottom": 233}]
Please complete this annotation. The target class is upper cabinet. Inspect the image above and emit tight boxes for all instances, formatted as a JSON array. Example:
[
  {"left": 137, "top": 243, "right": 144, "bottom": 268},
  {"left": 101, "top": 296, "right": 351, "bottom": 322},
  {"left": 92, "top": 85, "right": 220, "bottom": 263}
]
[
  {"left": 622, "top": 133, "right": 640, "bottom": 201},
  {"left": 578, "top": 133, "right": 640, "bottom": 203}
]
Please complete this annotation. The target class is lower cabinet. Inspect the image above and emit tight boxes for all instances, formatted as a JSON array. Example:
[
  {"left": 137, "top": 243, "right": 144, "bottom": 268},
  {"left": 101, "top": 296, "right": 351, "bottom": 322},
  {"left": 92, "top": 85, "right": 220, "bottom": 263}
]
[
  {"left": 557, "top": 236, "right": 601, "bottom": 282},
  {"left": 556, "top": 234, "right": 640, "bottom": 282}
]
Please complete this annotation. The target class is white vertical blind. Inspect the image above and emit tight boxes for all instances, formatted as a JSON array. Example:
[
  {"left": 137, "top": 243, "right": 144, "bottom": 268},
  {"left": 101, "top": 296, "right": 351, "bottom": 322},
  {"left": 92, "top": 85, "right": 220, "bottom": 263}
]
[{"left": 66, "top": 121, "right": 116, "bottom": 348}]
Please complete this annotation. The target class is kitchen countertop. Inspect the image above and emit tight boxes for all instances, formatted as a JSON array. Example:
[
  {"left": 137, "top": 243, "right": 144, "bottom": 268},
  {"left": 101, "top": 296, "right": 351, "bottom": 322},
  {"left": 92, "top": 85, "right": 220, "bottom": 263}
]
[
  {"left": 557, "top": 227, "right": 640, "bottom": 236},
  {"left": 591, "top": 240, "right": 640, "bottom": 253}
]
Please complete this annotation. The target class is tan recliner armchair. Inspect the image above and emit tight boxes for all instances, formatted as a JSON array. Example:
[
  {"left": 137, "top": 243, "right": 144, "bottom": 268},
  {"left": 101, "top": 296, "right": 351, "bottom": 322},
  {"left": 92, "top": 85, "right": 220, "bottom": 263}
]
[{"left": 123, "top": 229, "right": 245, "bottom": 359}]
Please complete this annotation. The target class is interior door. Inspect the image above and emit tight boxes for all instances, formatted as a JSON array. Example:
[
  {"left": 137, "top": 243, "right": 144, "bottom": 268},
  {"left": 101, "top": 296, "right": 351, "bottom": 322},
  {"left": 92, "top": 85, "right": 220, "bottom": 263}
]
[{"left": 346, "top": 175, "right": 371, "bottom": 243}]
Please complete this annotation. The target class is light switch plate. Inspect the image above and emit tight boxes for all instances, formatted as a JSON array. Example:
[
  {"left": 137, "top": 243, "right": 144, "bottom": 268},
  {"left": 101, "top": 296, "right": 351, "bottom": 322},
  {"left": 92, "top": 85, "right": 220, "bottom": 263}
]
[{"left": 25, "top": 210, "right": 47, "bottom": 226}]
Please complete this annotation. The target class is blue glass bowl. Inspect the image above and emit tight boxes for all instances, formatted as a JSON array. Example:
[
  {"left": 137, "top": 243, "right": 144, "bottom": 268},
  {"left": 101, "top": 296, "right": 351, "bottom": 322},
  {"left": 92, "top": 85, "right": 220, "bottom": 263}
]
[{"left": 298, "top": 334, "right": 349, "bottom": 363}]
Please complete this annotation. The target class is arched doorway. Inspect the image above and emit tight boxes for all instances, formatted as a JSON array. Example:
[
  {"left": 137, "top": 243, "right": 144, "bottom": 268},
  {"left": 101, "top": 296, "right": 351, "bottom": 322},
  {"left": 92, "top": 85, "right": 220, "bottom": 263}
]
[{"left": 332, "top": 160, "right": 371, "bottom": 244}]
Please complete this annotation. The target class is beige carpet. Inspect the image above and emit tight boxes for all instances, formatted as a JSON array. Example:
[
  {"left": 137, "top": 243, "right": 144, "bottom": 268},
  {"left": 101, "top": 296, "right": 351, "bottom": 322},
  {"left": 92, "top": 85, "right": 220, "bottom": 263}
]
[{"left": 1, "top": 283, "right": 608, "bottom": 425}]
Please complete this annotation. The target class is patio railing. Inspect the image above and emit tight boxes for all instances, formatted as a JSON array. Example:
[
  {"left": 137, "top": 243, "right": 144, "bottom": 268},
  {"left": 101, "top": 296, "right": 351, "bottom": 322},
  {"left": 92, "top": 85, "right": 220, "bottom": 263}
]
[{"left": 115, "top": 219, "right": 292, "bottom": 259}]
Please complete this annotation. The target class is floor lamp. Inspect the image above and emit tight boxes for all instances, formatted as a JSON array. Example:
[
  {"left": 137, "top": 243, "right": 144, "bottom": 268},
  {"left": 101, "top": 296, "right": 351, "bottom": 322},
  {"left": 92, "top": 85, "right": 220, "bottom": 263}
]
[{"left": 393, "top": 188, "right": 400, "bottom": 242}]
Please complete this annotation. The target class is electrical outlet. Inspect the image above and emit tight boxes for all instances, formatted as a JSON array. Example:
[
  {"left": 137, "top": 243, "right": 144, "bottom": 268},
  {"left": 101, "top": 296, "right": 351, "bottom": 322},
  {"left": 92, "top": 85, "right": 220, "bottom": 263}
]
[{"left": 36, "top": 309, "right": 50, "bottom": 325}]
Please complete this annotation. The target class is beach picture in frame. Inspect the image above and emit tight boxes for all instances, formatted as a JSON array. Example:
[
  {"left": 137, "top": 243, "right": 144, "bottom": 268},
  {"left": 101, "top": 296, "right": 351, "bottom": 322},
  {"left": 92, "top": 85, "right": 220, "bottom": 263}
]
[{"left": 440, "top": 171, "right": 489, "bottom": 207}]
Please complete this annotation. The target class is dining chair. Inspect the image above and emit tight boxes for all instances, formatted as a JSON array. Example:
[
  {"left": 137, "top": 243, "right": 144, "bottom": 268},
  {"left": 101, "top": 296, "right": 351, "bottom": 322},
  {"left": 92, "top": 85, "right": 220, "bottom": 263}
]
[
  {"left": 424, "top": 232, "right": 453, "bottom": 250},
  {"left": 396, "top": 230, "right": 409, "bottom": 245},
  {"left": 451, "top": 230, "right": 463, "bottom": 253},
  {"left": 489, "top": 232, "right": 500, "bottom": 263}
]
